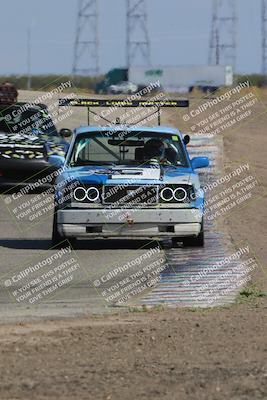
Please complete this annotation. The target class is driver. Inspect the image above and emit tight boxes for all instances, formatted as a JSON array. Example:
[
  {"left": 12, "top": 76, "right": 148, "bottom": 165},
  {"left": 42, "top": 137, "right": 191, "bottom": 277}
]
[{"left": 144, "top": 138, "right": 170, "bottom": 165}]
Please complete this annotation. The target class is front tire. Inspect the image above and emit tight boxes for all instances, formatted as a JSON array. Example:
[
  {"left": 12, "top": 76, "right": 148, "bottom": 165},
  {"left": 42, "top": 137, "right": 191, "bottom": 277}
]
[
  {"left": 52, "top": 210, "right": 61, "bottom": 246},
  {"left": 172, "top": 220, "right": 204, "bottom": 248},
  {"left": 182, "top": 230, "right": 204, "bottom": 247}
]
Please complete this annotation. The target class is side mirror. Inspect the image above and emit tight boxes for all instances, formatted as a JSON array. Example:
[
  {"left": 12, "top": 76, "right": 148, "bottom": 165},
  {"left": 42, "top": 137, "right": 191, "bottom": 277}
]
[
  {"left": 59, "top": 128, "right": 72, "bottom": 138},
  {"left": 49, "top": 155, "right": 65, "bottom": 168},
  {"left": 191, "top": 157, "right": 209, "bottom": 169},
  {"left": 183, "top": 135, "right": 190, "bottom": 145}
]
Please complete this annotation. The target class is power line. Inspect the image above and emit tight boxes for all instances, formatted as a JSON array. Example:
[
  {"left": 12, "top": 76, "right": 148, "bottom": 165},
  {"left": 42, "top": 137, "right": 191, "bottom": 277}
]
[
  {"left": 126, "top": 0, "right": 151, "bottom": 67},
  {"left": 262, "top": 0, "right": 267, "bottom": 74},
  {"left": 72, "top": 0, "right": 99, "bottom": 76},
  {"left": 208, "top": 0, "right": 237, "bottom": 70}
]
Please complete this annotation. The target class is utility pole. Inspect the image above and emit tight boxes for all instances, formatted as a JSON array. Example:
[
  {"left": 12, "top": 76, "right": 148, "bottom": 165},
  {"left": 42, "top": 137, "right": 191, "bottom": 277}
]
[
  {"left": 208, "top": 0, "right": 237, "bottom": 70},
  {"left": 72, "top": 0, "right": 99, "bottom": 76},
  {"left": 262, "top": 0, "right": 267, "bottom": 74},
  {"left": 126, "top": 0, "right": 151, "bottom": 67},
  {"left": 27, "top": 27, "right": 32, "bottom": 90}
]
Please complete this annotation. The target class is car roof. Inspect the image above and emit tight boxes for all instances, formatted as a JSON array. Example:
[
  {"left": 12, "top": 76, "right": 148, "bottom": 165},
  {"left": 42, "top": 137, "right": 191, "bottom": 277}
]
[{"left": 75, "top": 125, "right": 183, "bottom": 138}]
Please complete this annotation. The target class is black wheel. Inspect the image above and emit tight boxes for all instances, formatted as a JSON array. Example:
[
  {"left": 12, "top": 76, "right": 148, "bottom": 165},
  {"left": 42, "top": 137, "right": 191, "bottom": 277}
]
[
  {"left": 171, "top": 237, "right": 181, "bottom": 247},
  {"left": 52, "top": 210, "right": 61, "bottom": 246},
  {"left": 52, "top": 209, "right": 77, "bottom": 249},
  {"left": 183, "top": 218, "right": 204, "bottom": 247},
  {"left": 64, "top": 237, "right": 77, "bottom": 249},
  {"left": 182, "top": 230, "right": 204, "bottom": 247},
  {"left": 172, "top": 219, "right": 204, "bottom": 248}
]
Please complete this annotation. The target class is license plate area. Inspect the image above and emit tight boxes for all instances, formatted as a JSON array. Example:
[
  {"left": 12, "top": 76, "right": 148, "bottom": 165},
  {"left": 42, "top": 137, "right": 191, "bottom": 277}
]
[{"left": 103, "top": 185, "right": 158, "bottom": 205}]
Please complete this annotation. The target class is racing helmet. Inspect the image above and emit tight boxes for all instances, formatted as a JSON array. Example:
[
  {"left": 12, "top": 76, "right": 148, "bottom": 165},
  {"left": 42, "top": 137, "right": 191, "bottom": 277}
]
[{"left": 144, "top": 139, "right": 165, "bottom": 159}]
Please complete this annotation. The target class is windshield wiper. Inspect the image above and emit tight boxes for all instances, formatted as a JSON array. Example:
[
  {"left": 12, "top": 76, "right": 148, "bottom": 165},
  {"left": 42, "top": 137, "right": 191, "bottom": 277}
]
[{"left": 72, "top": 160, "right": 117, "bottom": 166}]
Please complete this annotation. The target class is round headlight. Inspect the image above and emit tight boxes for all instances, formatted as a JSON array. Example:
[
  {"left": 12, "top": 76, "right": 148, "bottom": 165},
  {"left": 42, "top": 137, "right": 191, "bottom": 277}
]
[
  {"left": 73, "top": 186, "right": 87, "bottom": 202},
  {"left": 160, "top": 187, "right": 174, "bottom": 202},
  {"left": 87, "top": 187, "right": 100, "bottom": 202},
  {"left": 173, "top": 187, "right": 187, "bottom": 202}
]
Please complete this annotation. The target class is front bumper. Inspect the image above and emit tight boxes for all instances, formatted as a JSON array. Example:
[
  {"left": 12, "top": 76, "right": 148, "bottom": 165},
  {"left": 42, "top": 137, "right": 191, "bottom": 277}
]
[{"left": 57, "top": 208, "right": 203, "bottom": 239}]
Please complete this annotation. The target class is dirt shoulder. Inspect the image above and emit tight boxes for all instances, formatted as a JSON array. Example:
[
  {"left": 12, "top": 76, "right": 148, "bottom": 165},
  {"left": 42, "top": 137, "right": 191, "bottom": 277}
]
[
  {"left": 223, "top": 109, "right": 267, "bottom": 292},
  {"left": 0, "top": 301, "right": 266, "bottom": 400}
]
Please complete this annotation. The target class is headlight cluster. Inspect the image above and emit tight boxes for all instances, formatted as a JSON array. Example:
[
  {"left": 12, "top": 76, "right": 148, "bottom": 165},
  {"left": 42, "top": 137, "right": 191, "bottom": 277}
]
[
  {"left": 69, "top": 184, "right": 194, "bottom": 204},
  {"left": 73, "top": 186, "right": 100, "bottom": 203},
  {"left": 159, "top": 185, "right": 194, "bottom": 203}
]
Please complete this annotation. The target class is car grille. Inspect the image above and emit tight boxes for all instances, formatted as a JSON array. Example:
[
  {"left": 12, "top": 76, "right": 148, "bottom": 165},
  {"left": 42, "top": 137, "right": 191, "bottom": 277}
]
[{"left": 103, "top": 185, "right": 158, "bottom": 205}]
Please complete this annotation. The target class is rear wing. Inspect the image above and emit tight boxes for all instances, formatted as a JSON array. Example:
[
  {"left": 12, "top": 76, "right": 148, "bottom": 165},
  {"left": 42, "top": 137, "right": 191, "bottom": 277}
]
[{"left": 58, "top": 98, "right": 189, "bottom": 125}]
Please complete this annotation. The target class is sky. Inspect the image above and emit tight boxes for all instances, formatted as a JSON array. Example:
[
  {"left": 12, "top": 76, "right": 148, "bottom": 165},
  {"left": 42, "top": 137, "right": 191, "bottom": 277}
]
[{"left": 0, "top": 0, "right": 262, "bottom": 75}]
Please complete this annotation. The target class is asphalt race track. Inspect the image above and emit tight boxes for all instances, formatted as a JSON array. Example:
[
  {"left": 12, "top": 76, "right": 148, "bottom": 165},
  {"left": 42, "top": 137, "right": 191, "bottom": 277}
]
[
  {"left": 0, "top": 199, "right": 161, "bottom": 321},
  {"left": 0, "top": 92, "right": 253, "bottom": 322}
]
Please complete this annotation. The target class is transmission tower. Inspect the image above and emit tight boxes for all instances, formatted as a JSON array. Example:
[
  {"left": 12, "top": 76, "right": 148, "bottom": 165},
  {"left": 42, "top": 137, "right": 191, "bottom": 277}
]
[
  {"left": 208, "top": 0, "right": 237, "bottom": 69},
  {"left": 262, "top": 0, "right": 267, "bottom": 74},
  {"left": 72, "top": 0, "right": 99, "bottom": 76},
  {"left": 126, "top": 0, "right": 151, "bottom": 67}
]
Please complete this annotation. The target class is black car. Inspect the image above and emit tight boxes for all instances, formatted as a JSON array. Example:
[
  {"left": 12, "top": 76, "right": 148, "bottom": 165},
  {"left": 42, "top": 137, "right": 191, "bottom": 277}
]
[{"left": 0, "top": 102, "right": 71, "bottom": 186}]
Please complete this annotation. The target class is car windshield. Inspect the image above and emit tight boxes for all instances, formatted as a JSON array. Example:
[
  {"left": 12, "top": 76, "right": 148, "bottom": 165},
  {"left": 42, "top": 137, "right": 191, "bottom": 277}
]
[
  {"left": 0, "top": 106, "right": 57, "bottom": 137},
  {"left": 68, "top": 131, "right": 189, "bottom": 167}
]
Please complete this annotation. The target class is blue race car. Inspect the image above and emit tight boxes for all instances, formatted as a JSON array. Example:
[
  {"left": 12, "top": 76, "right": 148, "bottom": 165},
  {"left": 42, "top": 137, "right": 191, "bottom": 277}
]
[{"left": 52, "top": 99, "right": 209, "bottom": 247}]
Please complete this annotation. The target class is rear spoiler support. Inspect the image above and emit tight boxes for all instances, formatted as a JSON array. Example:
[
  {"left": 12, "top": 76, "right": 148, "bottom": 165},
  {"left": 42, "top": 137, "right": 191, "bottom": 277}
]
[{"left": 58, "top": 98, "right": 189, "bottom": 126}]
